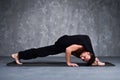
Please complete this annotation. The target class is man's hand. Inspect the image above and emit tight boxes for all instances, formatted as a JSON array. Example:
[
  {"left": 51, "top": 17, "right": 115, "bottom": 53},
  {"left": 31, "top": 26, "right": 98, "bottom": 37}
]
[
  {"left": 67, "top": 63, "right": 79, "bottom": 67},
  {"left": 65, "top": 44, "right": 82, "bottom": 67}
]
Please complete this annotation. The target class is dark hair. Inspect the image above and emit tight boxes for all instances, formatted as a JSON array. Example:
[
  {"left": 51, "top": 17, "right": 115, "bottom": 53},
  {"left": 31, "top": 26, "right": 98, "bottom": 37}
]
[
  {"left": 72, "top": 48, "right": 96, "bottom": 66},
  {"left": 86, "top": 54, "right": 96, "bottom": 66}
]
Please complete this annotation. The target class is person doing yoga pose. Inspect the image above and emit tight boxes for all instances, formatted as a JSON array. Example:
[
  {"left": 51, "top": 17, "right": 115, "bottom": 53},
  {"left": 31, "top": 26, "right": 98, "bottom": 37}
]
[{"left": 11, "top": 35, "right": 105, "bottom": 67}]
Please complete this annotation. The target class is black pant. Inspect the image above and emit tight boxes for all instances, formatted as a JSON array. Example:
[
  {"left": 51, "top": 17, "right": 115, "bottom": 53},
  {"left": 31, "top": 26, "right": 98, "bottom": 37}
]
[{"left": 18, "top": 35, "right": 95, "bottom": 60}]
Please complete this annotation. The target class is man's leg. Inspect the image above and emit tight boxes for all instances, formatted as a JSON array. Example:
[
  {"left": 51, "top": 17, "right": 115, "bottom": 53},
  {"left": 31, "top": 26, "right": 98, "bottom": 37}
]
[
  {"left": 81, "top": 35, "right": 95, "bottom": 55},
  {"left": 11, "top": 45, "right": 63, "bottom": 64},
  {"left": 81, "top": 35, "right": 105, "bottom": 66}
]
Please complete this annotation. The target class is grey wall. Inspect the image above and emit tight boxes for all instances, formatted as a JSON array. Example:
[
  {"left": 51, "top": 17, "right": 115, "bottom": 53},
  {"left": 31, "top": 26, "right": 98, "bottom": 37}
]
[{"left": 0, "top": 0, "right": 120, "bottom": 56}]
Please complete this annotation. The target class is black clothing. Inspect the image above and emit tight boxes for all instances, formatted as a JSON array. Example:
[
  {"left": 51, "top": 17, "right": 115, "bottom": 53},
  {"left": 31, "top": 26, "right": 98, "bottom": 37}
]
[{"left": 18, "top": 35, "right": 95, "bottom": 65}]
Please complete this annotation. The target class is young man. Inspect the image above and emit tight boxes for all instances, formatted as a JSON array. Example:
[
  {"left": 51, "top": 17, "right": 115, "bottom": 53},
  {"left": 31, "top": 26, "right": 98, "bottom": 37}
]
[{"left": 11, "top": 35, "right": 105, "bottom": 67}]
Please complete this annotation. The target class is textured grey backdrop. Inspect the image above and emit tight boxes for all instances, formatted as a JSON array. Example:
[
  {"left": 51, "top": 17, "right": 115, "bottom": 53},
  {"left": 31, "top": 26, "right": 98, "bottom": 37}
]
[{"left": 0, "top": 0, "right": 120, "bottom": 56}]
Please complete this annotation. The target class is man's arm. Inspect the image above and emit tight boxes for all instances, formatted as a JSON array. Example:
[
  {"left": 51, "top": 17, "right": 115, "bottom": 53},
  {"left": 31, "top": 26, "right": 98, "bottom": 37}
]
[{"left": 65, "top": 44, "right": 83, "bottom": 67}]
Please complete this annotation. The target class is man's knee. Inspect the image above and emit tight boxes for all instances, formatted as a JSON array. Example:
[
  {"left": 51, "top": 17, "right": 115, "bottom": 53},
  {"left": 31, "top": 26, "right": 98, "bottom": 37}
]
[{"left": 83, "top": 35, "right": 89, "bottom": 38}]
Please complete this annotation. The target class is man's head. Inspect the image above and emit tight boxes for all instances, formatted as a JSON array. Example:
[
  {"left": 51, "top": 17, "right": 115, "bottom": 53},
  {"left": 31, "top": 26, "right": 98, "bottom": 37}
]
[
  {"left": 80, "top": 51, "right": 96, "bottom": 66},
  {"left": 80, "top": 52, "right": 91, "bottom": 62},
  {"left": 72, "top": 49, "right": 95, "bottom": 66}
]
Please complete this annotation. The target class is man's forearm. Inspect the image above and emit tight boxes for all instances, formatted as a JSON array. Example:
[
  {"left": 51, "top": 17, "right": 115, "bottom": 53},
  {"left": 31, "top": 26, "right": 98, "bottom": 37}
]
[
  {"left": 65, "top": 44, "right": 81, "bottom": 67},
  {"left": 65, "top": 49, "right": 71, "bottom": 64}
]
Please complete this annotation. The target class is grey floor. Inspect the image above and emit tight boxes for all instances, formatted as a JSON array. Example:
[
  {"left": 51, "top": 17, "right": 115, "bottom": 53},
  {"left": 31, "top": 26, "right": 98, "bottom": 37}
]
[{"left": 0, "top": 56, "right": 120, "bottom": 80}]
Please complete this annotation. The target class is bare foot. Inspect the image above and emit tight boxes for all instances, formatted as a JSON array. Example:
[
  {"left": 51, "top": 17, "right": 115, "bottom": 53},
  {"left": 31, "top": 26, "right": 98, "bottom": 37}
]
[
  {"left": 97, "top": 61, "right": 105, "bottom": 66},
  {"left": 96, "top": 57, "right": 105, "bottom": 66},
  {"left": 11, "top": 53, "right": 23, "bottom": 65},
  {"left": 92, "top": 57, "right": 105, "bottom": 66}
]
